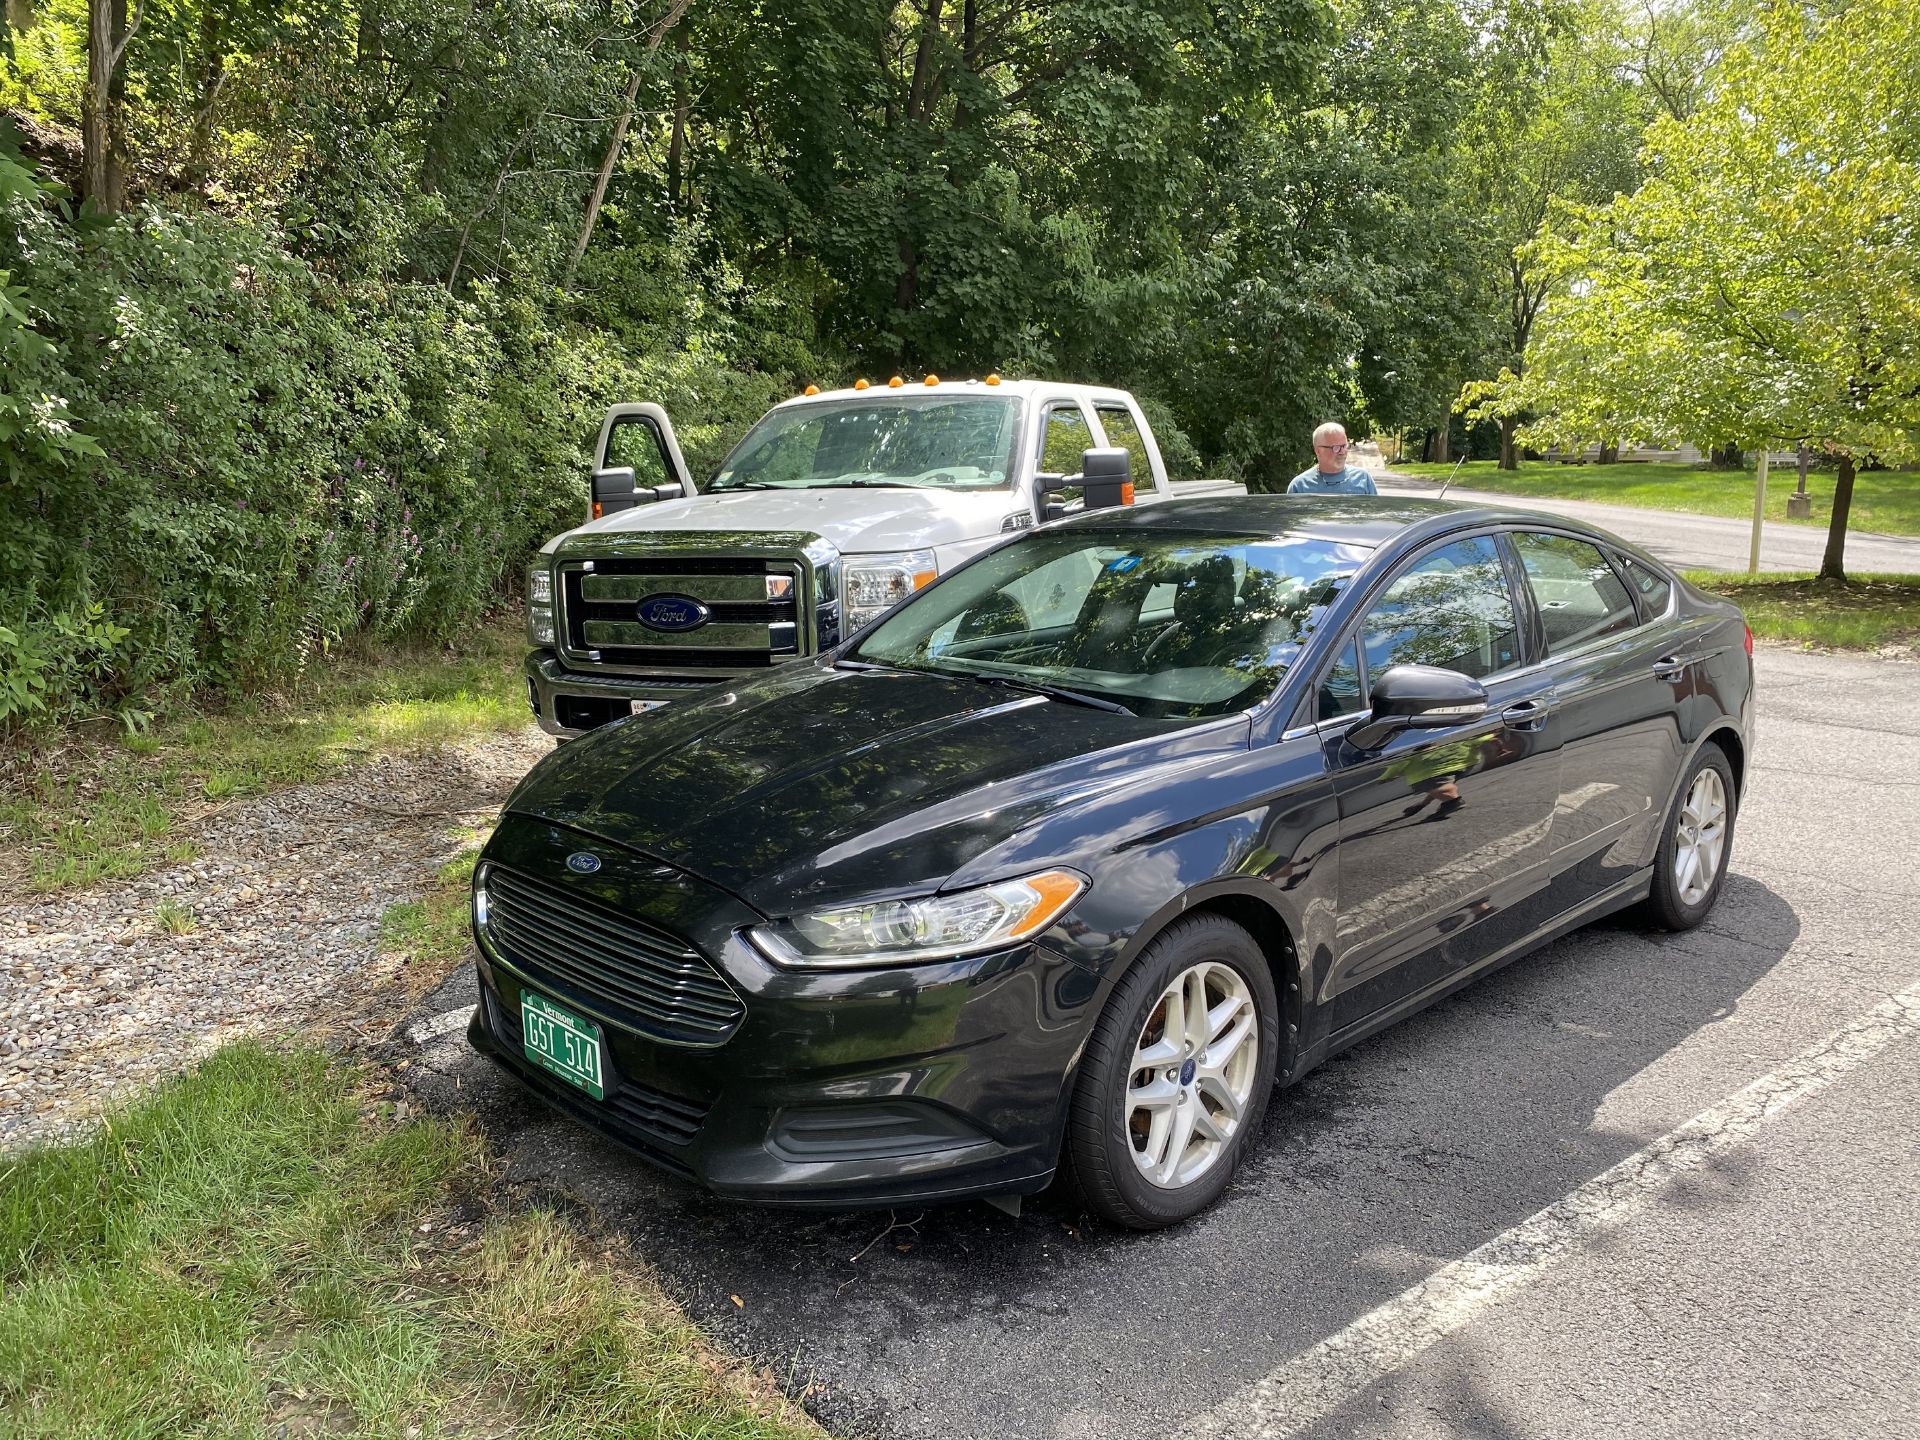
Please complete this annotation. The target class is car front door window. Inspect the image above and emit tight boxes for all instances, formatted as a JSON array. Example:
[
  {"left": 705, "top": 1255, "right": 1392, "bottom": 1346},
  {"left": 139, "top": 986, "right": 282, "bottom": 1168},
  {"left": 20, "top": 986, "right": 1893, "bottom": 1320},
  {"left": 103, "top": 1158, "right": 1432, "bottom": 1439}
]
[{"left": 1358, "top": 535, "right": 1522, "bottom": 686}]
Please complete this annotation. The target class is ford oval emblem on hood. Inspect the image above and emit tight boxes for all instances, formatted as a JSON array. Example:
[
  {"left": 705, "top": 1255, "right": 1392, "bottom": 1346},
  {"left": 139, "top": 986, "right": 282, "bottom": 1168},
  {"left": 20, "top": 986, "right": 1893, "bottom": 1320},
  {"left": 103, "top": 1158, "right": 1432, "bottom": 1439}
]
[
  {"left": 635, "top": 594, "right": 710, "bottom": 632},
  {"left": 565, "top": 852, "right": 602, "bottom": 874}
]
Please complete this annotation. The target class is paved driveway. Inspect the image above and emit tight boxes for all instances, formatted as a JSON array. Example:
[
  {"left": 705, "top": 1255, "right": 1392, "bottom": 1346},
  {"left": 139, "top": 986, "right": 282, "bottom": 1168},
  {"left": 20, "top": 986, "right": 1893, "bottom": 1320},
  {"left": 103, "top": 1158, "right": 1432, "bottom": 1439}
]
[
  {"left": 403, "top": 645, "right": 1920, "bottom": 1440},
  {"left": 1375, "top": 476, "right": 1920, "bottom": 575}
]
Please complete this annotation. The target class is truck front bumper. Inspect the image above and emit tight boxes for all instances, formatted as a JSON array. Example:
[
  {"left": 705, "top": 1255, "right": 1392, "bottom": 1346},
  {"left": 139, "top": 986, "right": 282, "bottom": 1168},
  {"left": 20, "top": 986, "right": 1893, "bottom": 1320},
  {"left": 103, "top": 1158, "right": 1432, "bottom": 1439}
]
[{"left": 524, "top": 651, "right": 734, "bottom": 738}]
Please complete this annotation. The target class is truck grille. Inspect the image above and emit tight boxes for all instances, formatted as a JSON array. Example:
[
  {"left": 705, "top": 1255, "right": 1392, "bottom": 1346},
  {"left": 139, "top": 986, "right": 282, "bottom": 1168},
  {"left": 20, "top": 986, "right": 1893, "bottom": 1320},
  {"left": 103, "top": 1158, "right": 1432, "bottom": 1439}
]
[
  {"left": 560, "top": 557, "right": 806, "bottom": 669},
  {"left": 480, "top": 866, "right": 745, "bottom": 1046}
]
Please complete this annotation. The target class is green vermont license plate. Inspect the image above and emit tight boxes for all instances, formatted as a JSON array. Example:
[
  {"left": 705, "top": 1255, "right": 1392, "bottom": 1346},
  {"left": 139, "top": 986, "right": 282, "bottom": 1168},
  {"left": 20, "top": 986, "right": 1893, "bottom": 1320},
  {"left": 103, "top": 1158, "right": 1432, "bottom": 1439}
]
[{"left": 520, "top": 990, "right": 606, "bottom": 1100}]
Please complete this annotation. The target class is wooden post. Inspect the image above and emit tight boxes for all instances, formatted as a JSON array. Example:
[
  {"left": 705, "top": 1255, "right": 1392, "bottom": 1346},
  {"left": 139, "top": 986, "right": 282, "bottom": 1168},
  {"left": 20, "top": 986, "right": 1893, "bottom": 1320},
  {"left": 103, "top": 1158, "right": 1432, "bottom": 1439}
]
[{"left": 1747, "top": 449, "right": 1769, "bottom": 576}]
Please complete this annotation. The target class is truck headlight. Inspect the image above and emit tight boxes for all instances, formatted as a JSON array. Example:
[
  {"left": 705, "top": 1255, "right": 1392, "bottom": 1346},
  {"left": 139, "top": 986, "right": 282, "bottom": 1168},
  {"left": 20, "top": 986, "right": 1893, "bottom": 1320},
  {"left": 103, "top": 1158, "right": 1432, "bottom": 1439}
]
[
  {"left": 747, "top": 870, "right": 1085, "bottom": 969},
  {"left": 843, "top": 549, "right": 938, "bottom": 630},
  {"left": 527, "top": 562, "right": 556, "bottom": 646}
]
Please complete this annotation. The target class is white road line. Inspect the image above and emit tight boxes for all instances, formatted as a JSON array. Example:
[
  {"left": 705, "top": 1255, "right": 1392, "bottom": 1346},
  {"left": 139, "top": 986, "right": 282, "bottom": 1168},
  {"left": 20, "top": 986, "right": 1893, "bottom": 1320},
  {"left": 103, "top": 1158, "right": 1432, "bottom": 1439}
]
[
  {"left": 1176, "top": 984, "right": 1920, "bottom": 1440},
  {"left": 406, "top": 1006, "right": 474, "bottom": 1047}
]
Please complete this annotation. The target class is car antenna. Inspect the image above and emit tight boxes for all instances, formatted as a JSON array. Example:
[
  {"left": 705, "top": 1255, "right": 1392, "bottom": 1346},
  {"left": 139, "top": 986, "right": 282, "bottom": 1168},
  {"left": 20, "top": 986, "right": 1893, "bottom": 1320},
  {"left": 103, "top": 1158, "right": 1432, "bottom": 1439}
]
[{"left": 1437, "top": 455, "right": 1469, "bottom": 499}]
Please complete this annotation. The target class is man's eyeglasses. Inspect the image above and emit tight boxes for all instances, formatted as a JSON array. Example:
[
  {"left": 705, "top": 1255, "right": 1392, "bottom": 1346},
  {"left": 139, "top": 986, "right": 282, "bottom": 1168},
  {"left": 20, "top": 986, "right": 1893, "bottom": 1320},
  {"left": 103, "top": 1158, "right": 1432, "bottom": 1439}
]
[{"left": 1315, "top": 442, "right": 1349, "bottom": 454}]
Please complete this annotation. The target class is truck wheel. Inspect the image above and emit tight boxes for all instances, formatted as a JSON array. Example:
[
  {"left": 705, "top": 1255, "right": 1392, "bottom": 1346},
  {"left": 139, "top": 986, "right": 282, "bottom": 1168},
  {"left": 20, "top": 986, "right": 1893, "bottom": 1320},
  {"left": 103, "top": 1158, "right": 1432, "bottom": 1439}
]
[
  {"left": 1643, "top": 742, "right": 1737, "bottom": 931},
  {"left": 1065, "top": 915, "right": 1280, "bottom": 1230}
]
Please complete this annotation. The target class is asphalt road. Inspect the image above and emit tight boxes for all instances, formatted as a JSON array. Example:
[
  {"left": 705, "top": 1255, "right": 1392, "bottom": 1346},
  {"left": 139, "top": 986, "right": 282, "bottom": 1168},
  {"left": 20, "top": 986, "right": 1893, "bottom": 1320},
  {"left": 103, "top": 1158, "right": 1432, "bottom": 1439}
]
[
  {"left": 1375, "top": 476, "right": 1920, "bottom": 575},
  {"left": 400, "top": 645, "right": 1920, "bottom": 1440}
]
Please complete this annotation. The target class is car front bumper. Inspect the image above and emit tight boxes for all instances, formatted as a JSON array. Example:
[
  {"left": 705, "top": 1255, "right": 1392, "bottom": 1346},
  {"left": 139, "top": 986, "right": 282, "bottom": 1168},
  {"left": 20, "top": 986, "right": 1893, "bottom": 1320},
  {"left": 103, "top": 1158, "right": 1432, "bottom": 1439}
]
[
  {"left": 523, "top": 650, "right": 739, "bottom": 738},
  {"left": 467, "top": 818, "right": 1106, "bottom": 1207}
]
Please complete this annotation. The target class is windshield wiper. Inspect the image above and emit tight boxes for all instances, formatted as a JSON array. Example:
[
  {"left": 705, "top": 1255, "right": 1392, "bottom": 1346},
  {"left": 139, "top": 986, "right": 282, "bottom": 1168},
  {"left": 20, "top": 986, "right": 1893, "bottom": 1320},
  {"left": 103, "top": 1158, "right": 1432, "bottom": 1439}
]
[
  {"left": 711, "top": 479, "right": 777, "bottom": 490},
  {"left": 810, "top": 479, "right": 919, "bottom": 489},
  {"left": 969, "top": 672, "right": 1135, "bottom": 716},
  {"left": 833, "top": 657, "right": 928, "bottom": 676}
]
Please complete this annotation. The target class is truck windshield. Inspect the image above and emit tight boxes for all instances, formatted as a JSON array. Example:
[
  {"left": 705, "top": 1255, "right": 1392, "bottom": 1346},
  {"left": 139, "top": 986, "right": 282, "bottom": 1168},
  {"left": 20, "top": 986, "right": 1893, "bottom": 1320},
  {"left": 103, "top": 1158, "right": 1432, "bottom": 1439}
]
[
  {"left": 709, "top": 396, "right": 1020, "bottom": 492},
  {"left": 850, "top": 528, "right": 1374, "bottom": 720}
]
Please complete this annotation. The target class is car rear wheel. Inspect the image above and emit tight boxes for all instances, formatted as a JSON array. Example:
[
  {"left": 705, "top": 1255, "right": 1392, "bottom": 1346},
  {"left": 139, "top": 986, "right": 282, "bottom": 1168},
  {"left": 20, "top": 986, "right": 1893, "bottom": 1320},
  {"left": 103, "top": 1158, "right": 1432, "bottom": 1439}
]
[
  {"left": 1065, "top": 915, "right": 1280, "bottom": 1229},
  {"left": 1644, "top": 743, "right": 1737, "bottom": 931}
]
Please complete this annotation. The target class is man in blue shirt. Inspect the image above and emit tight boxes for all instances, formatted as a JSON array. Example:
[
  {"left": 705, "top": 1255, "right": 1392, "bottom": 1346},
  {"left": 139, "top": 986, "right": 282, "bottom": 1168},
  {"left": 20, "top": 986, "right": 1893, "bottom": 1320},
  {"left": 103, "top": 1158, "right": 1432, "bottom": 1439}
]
[{"left": 1287, "top": 422, "right": 1378, "bottom": 495}]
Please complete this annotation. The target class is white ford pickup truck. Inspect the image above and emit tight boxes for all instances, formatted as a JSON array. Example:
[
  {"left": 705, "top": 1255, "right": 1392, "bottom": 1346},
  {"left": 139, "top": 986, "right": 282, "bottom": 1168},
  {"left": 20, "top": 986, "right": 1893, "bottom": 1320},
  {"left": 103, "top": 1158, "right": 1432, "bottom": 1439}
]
[{"left": 522, "top": 378, "right": 1244, "bottom": 736}]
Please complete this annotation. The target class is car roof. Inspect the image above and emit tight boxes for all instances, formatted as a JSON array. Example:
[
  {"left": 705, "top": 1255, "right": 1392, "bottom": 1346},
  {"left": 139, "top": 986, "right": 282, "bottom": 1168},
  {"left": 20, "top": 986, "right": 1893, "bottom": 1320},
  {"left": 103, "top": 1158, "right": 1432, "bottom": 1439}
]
[
  {"left": 767, "top": 378, "right": 1126, "bottom": 410},
  {"left": 1061, "top": 494, "right": 1641, "bottom": 555}
]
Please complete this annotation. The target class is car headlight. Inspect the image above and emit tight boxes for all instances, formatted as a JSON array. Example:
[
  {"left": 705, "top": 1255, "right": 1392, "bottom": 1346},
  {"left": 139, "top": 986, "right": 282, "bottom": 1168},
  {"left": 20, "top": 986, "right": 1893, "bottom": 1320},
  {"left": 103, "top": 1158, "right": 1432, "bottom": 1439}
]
[
  {"left": 748, "top": 869, "right": 1085, "bottom": 969},
  {"left": 843, "top": 549, "right": 938, "bottom": 630},
  {"left": 527, "top": 561, "right": 555, "bottom": 646}
]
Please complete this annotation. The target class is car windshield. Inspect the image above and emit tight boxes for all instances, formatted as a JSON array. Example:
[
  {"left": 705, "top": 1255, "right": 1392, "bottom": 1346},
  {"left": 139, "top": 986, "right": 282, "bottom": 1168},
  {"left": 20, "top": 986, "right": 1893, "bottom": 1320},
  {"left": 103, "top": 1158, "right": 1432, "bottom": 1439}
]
[
  {"left": 709, "top": 396, "right": 1021, "bottom": 492},
  {"left": 851, "top": 528, "right": 1374, "bottom": 719}
]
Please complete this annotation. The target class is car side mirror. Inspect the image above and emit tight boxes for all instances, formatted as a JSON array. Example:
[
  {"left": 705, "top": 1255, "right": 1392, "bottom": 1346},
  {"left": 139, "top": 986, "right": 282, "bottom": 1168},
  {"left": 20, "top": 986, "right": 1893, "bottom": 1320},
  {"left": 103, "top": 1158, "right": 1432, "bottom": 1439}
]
[
  {"left": 1037, "top": 471, "right": 1074, "bottom": 494},
  {"left": 1344, "top": 665, "right": 1489, "bottom": 752},
  {"left": 592, "top": 466, "right": 644, "bottom": 516},
  {"left": 1081, "top": 447, "right": 1134, "bottom": 510}
]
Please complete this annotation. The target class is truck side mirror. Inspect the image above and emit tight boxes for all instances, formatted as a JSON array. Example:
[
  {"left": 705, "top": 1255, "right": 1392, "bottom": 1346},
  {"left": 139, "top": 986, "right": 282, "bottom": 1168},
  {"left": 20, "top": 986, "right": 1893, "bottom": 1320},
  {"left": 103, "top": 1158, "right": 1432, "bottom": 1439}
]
[
  {"left": 1081, "top": 447, "right": 1133, "bottom": 510},
  {"left": 592, "top": 466, "right": 643, "bottom": 517}
]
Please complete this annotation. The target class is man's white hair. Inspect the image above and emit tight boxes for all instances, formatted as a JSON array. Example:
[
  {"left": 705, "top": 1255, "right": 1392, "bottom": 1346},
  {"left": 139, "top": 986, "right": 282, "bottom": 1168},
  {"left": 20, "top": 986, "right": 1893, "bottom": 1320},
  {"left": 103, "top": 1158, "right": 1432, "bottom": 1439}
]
[{"left": 1313, "top": 421, "right": 1348, "bottom": 446}]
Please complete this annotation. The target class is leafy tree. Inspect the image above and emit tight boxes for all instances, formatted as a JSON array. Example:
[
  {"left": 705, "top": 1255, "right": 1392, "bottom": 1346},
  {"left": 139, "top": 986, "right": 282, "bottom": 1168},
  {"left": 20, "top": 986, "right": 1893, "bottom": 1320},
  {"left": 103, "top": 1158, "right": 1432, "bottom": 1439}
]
[{"left": 1477, "top": 0, "right": 1920, "bottom": 577}]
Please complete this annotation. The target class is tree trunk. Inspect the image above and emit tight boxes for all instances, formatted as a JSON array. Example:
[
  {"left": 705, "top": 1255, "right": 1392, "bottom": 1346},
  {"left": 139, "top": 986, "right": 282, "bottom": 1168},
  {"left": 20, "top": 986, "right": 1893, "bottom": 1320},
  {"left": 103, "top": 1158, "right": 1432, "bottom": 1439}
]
[
  {"left": 81, "top": 0, "right": 129, "bottom": 212},
  {"left": 1598, "top": 442, "right": 1619, "bottom": 464},
  {"left": 1431, "top": 417, "right": 1450, "bottom": 465},
  {"left": 1498, "top": 416, "right": 1518, "bottom": 471},
  {"left": 665, "top": 25, "right": 689, "bottom": 214},
  {"left": 1819, "top": 453, "right": 1855, "bottom": 581},
  {"left": 564, "top": 0, "right": 691, "bottom": 288},
  {"left": 1709, "top": 442, "right": 1742, "bottom": 470},
  {"left": 184, "top": 1, "right": 224, "bottom": 186}
]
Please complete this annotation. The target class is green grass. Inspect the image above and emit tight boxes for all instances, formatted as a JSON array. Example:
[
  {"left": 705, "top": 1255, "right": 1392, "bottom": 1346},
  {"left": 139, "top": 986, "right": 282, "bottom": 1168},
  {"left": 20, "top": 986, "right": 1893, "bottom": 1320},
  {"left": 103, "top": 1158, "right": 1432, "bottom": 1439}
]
[
  {"left": 377, "top": 845, "right": 486, "bottom": 972},
  {"left": 1388, "top": 459, "right": 1920, "bottom": 537},
  {"left": 1687, "top": 571, "right": 1920, "bottom": 651},
  {"left": 0, "top": 622, "right": 531, "bottom": 894},
  {"left": 152, "top": 897, "right": 196, "bottom": 936},
  {"left": 0, "top": 1042, "right": 824, "bottom": 1440}
]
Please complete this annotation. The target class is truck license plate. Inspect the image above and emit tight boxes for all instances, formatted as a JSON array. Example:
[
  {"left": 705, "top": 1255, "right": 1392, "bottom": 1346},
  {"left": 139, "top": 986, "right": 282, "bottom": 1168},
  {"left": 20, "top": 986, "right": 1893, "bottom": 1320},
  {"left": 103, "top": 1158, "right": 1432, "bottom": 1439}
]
[
  {"left": 521, "top": 991, "right": 606, "bottom": 1100},
  {"left": 630, "top": 700, "right": 666, "bottom": 715}
]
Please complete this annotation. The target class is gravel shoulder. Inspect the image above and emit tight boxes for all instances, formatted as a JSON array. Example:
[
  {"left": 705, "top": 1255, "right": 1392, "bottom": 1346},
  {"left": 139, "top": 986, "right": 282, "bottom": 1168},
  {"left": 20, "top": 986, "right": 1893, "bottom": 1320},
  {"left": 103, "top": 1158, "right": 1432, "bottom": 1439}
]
[{"left": 0, "top": 728, "right": 549, "bottom": 1151}]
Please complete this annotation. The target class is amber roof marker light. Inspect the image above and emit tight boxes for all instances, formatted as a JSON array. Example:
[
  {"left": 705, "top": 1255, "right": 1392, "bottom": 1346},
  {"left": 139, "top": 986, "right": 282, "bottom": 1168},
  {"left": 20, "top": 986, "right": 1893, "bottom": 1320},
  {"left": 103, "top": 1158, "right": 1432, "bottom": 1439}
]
[
  {"left": 984, "top": 373, "right": 1002, "bottom": 386},
  {"left": 853, "top": 378, "right": 870, "bottom": 390},
  {"left": 888, "top": 375, "right": 904, "bottom": 388},
  {"left": 803, "top": 383, "right": 820, "bottom": 396}
]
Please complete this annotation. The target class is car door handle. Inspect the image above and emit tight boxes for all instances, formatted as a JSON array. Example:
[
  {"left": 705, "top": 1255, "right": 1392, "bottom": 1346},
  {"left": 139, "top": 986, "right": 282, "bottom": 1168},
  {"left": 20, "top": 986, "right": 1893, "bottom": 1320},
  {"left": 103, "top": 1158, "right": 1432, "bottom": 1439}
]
[
  {"left": 1653, "top": 654, "right": 1692, "bottom": 681},
  {"left": 1500, "top": 698, "right": 1554, "bottom": 731}
]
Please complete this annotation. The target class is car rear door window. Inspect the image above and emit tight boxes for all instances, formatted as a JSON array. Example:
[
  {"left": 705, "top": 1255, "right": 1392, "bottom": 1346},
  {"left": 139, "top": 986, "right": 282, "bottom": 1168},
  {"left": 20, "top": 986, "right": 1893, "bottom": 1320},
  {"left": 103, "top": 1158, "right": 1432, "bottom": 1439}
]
[
  {"left": 1511, "top": 532, "right": 1639, "bottom": 653},
  {"left": 1359, "top": 535, "right": 1521, "bottom": 684}
]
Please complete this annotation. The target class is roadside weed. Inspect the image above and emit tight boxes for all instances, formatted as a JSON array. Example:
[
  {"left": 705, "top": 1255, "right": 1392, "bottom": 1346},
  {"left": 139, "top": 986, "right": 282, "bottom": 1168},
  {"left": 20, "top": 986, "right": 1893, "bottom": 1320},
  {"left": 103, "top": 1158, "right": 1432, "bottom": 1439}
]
[
  {"left": 376, "top": 841, "right": 488, "bottom": 970},
  {"left": 152, "top": 897, "right": 196, "bottom": 936},
  {"left": 0, "top": 1043, "right": 820, "bottom": 1439}
]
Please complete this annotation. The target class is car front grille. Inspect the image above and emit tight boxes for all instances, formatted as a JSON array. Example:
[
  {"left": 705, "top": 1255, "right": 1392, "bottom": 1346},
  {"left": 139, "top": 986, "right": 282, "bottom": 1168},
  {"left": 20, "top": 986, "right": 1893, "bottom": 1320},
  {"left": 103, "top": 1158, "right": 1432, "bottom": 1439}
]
[
  {"left": 559, "top": 557, "right": 807, "bottom": 669},
  {"left": 485, "top": 989, "right": 709, "bottom": 1155},
  {"left": 480, "top": 865, "right": 745, "bottom": 1046}
]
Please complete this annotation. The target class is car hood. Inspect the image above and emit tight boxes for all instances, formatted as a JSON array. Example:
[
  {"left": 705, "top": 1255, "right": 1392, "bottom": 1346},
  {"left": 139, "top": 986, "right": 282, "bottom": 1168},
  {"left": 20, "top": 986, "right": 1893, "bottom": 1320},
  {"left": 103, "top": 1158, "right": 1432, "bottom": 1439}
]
[
  {"left": 565, "top": 486, "right": 1021, "bottom": 554},
  {"left": 501, "top": 663, "right": 1248, "bottom": 916}
]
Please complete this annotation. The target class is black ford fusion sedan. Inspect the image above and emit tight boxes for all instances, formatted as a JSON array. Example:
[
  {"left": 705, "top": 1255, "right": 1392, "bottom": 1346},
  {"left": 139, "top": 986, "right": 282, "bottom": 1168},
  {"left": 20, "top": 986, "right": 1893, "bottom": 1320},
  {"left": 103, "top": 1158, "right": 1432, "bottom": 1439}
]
[{"left": 468, "top": 497, "right": 1753, "bottom": 1229}]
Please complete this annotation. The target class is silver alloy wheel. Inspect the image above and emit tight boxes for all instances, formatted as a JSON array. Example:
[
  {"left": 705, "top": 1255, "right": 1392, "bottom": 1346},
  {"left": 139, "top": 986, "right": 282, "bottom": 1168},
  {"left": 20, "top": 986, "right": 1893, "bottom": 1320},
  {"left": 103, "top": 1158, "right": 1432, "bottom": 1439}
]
[
  {"left": 1674, "top": 766, "right": 1729, "bottom": 906},
  {"left": 1125, "top": 961, "right": 1259, "bottom": 1189}
]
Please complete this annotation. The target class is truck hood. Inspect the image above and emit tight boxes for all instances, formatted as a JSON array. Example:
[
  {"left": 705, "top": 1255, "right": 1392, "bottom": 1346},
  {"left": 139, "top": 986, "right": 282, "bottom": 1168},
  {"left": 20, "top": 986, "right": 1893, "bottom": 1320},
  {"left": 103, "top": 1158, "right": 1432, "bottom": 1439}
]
[
  {"left": 500, "top": 662, "right": 1247, "bottom": 916},
  {"left": 564, "top": 486, "right": 1022, "bottom": 555}
]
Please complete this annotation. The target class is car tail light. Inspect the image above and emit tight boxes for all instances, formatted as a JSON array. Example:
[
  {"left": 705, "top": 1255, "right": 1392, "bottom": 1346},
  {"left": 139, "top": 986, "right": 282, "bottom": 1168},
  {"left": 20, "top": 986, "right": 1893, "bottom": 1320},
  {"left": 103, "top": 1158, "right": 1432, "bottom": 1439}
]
[{"left": 1744, "top": 624, "right": 1753, "bottom": 657}]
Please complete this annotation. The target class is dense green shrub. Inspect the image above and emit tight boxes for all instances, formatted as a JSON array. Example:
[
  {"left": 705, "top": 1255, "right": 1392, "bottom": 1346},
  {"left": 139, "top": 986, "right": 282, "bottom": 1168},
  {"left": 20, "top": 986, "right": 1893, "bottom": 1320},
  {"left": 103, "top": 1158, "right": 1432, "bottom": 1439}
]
[{"left": 0, "top": 150, "right": 820, "bottom": 727}]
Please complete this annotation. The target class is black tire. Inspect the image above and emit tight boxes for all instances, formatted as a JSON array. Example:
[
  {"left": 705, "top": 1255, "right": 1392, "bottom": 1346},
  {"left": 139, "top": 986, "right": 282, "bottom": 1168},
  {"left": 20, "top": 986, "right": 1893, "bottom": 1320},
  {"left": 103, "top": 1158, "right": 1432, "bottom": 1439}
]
[
  {"left": 1065, "top": 914, "right": 1281, "bottom": 1230},
  {"left": 1643, "top": 742, "right": 1738, "bottom": 931}
]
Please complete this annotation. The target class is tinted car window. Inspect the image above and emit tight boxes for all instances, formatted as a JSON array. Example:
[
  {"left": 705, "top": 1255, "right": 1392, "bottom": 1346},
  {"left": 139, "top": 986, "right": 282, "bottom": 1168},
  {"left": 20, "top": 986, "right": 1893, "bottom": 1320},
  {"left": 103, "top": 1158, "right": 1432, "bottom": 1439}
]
[
  {"left": 1359, "top": 535, "right": 1521, "bottom": 686},
  {"left": 856, "top": 528, "right": 1371, "bottom": 719},
  {"left": 1621, "top": 555, "right": 1673, "bottom": 618},
  {"left": 1511, "top": 532, "right": 1639, "bottom": 653}
]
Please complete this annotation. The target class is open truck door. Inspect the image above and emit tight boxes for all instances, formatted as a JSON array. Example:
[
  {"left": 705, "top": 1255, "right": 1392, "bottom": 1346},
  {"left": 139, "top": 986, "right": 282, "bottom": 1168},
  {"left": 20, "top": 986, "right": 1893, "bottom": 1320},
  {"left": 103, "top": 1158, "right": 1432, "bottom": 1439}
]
[{"left": 589, "top": 403, "right": 696, "bottom": 519}]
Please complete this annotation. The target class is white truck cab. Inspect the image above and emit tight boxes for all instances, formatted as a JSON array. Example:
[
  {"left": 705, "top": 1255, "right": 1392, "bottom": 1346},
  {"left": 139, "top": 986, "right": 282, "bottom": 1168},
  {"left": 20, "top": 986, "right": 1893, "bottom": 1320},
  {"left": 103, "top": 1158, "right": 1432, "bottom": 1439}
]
[{"left": 523, "top": 379, "right": 1242, "bottom": 737}]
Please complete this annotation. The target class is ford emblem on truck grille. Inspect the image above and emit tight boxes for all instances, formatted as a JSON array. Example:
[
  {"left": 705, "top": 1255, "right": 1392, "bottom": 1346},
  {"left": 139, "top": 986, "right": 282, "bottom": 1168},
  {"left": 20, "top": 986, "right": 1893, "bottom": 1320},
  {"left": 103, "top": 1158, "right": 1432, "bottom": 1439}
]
[{"left": 635, "top": 594, "right": 710, "bottom": 632}]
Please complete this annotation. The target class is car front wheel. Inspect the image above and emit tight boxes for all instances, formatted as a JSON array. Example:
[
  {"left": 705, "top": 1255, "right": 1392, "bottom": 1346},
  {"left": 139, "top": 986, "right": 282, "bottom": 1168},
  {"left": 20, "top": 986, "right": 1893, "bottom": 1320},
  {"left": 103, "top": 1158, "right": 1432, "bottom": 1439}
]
[
  {"left": 1065, "top": 915, "right": 1280, "bottom": 1229},
  {"left": 1644, "top": 743, "right": 1737, "bottom": 931}
]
